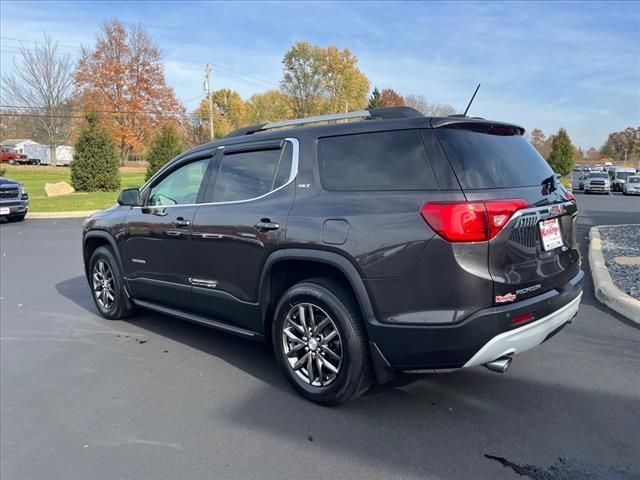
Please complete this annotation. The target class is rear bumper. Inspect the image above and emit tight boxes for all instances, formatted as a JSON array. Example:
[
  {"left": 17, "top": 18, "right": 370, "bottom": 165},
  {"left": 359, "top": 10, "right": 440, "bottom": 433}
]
[{"left": 368, "top": 269, "right": 583, "bottom": 371}]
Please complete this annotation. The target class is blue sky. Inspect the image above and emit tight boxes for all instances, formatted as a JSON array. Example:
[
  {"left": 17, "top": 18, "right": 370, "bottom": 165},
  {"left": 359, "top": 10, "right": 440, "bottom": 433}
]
[{"left": 1, "top": 0, "right": 638, "bottom": 148}]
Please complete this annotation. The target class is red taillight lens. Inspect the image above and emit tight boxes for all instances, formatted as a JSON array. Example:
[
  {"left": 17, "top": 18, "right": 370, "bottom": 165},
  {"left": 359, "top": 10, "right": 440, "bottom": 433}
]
[{"left": 421, "top": 199, "right": 528, "bottom": 242}]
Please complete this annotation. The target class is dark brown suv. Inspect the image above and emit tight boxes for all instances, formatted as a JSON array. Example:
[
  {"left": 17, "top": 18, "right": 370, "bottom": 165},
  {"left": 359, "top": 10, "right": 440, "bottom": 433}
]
[{"left": 83, "top": 107, "right": 583, "bottom": 404}]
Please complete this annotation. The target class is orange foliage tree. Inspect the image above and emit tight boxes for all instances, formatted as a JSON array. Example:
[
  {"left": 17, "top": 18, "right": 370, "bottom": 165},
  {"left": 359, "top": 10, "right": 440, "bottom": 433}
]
[
  {"left": 75, "top": 20, "right": 184, "bottom": 163},
  {"left": 380, "top": 88, "right": 405, "bottom": 107}
]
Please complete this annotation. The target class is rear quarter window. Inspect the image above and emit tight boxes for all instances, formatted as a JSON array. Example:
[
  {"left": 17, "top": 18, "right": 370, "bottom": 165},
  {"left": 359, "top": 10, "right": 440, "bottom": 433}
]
[
  {"left": 317, "top": 130, "right": 438, "bottom": 191},
  {"left": 435, "top": 128, "right": 554, "bottom": 189}
]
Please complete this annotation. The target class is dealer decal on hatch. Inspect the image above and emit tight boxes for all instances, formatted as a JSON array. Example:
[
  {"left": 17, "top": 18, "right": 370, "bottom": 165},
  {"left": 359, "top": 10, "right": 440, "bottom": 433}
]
[{"left": 495, "top": 293, "right": 517, "bottom": 303}]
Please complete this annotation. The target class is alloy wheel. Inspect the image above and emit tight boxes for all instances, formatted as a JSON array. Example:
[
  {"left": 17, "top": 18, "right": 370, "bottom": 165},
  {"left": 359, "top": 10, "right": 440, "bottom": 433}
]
[
  {"left": 282, "top": 303, "right": 343, "bottom": 387},
  {"left": 92, "top": 259, "right": 115, "bottom": 310}
]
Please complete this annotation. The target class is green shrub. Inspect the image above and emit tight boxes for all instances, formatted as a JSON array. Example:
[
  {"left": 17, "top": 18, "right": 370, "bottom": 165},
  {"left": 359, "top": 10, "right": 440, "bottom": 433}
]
[
  {"left": 547, "top": 128, "right": 575, "bottom": 177},
  {"left": 0, "top": 167, "right": 6, "bottom": 177},
  {"left": 71, "top": 113, "right": 120, "bottom": 192},
  {"left": 146, "top": 124, "right": 183, "bottom": 181}
]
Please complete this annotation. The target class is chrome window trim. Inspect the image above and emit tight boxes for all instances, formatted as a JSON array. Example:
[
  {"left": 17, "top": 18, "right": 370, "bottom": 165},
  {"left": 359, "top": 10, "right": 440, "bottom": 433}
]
[
  {"left": 134, "top": 138, "right": 299, "bottom": 209},
  {"left": 505, "top": 201, "right": 575, "bottom": 229}
]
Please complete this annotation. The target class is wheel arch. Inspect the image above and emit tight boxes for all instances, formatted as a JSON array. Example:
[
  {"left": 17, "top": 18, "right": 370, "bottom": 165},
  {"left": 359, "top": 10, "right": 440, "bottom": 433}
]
[
  {"left": 83, "top": 230, "right": 124, "bottom": 282},
  {"left": 259, "top": 249, "right": 377, "bottom": 337}
]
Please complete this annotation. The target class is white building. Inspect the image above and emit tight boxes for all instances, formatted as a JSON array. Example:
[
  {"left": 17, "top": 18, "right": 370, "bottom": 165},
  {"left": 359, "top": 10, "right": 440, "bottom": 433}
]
[{"left": 0, "top": 138, "right": 38, "bottom": 153}]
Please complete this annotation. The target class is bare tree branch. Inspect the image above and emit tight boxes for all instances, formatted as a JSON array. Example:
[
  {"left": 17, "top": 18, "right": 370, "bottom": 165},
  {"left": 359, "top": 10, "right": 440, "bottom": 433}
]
[{"left": 1, "top": 35, "right": 75, "bottom": 165}]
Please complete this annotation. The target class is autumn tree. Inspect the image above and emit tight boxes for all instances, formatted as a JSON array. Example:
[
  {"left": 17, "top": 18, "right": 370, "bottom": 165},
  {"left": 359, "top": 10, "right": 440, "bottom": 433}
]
[
  {"left": 2, "top": 35, "right": 75, "bottom": 165},
  {"left": 600, "top": 127, "right": 640, "bottom": 164},
  {"left": 380, "top": 88, "right": 404, "bottom": 107},
  {"left": 146, "top": 124, "right": 182, "bottom": 180},
  {"left": 182, "top": 116, "right": 209, "bottom": 149},
  {"left": 547, "top": 128, "right": 575, "bottom": 176},
  {"left": 246, "top": 90, "right": 292, "bottom": 124},
  {"left": 71, "top": 112, "right": 120, "bottom": 191},
  {"left": 195, "top": 88, "right": 247, "bottom": 138},
  {"left": 280, "top": 41, "right": 370, "bottom": 116},
  {"left": 320, "top": 45, "right": 369, "bottom": 112},
  {"left": 585, "top": 147, "right": 601, "bottom": 163},
  {"left": 367, "top": 87, "right": 383, "bottom": 109},
  {"left": 75, "top": 20, "right": 184, "bottom": 163},
  {"left": 280, "top": 41, "right": 325, "bottom": 117},
  {"left": 404, "top": 94, "right": 456, "bottom": 116}
]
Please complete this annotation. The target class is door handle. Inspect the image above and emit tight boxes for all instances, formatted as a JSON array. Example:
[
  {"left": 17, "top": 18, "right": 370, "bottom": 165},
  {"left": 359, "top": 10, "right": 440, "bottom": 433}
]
[
  {"left": 173, "top": 218, "right": 191, "bottom": 228},
  {"left": 255, "top": 219, "right": 280, "bottom": 231}
]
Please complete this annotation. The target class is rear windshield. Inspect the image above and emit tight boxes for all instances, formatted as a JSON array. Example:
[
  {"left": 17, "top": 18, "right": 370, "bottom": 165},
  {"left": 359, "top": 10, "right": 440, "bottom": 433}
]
[{"left": 435, "top": 128, "right": 554, "bottom": 189}]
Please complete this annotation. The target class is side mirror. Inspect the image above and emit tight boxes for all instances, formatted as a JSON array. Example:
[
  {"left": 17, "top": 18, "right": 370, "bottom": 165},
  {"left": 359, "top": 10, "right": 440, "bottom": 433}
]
[{"left": 117, "top": 188, "right": 140, "bottom": 206}]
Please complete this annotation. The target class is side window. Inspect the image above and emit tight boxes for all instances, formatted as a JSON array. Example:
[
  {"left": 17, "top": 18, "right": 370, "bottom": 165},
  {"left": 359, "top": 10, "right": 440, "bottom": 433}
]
[
  {"left": 212, "top": 141, "right": 293, "bottom": 203},
  {"left": 148, "top": 158, "right": 209, "bottom": 206},
  {"left": 317, "top": 130, "right": 438, "bottom": 191}
]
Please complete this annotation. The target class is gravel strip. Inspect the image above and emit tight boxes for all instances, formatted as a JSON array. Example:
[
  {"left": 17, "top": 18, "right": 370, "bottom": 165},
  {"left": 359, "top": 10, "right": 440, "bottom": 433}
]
[{"left": 598, "top": 224, "right": 640, "bottom": 300}]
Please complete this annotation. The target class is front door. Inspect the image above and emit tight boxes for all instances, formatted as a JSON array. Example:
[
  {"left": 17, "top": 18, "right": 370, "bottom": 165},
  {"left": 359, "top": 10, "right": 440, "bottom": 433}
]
[
  {"left": 190, "top": 139, "right": 297, "bottom": 331},
  {"left": 123, "top": 155, "right": 213, "bottom": 310}
]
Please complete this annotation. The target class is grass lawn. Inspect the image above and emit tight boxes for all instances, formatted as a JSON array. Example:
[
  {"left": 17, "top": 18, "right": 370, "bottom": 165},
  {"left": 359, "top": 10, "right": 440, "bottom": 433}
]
[{"left": 2, "top": 166, "right": 145, "bottom": 212}]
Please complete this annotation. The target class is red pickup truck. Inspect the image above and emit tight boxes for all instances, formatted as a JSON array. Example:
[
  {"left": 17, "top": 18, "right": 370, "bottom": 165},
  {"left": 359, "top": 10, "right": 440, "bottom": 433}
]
[{"left": 0, "top": 147, "right": 39, "bottom": 165}]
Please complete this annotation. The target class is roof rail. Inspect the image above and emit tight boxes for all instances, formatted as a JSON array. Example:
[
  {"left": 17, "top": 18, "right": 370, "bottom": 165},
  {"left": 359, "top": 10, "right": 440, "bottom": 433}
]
[{"left": 224, "top": 106, "right": 423, "bottom": 138}]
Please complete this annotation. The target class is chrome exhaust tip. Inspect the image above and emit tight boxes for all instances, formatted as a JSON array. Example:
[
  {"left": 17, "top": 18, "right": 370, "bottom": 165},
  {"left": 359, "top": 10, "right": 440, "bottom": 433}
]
[{"left": 484, "top": 356, "right": 513, "bottom": 374}]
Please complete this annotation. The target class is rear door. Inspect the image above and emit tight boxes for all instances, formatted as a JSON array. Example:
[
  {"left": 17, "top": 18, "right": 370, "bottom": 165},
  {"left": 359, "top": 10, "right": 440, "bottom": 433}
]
[
  {"left": 189, "top": 138, "right": 297, "bottom": 332},
  {"left": 434, "top": 122, "right": 580, "bottom": 305}
]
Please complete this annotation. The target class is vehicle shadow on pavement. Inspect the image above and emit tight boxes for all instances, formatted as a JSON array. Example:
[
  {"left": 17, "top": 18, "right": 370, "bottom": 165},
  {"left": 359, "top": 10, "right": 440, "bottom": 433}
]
[{"left": 54, "top": 276, "right": 640, "bottom": 478}]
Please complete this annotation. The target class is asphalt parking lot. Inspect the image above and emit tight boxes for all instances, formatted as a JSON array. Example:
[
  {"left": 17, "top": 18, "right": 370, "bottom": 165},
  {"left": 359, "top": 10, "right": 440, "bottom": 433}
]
[{"left": 1, "top": 191, "right": 639, "bottom": 480}]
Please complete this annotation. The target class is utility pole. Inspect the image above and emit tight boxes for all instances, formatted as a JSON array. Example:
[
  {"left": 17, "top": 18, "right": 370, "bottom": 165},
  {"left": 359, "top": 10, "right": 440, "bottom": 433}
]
[
  {"left": 623, "top": 148, "right": 628, "bottom": 166},
  {"left": 204, "top": 64, "right": 214, "bottom": 141}
]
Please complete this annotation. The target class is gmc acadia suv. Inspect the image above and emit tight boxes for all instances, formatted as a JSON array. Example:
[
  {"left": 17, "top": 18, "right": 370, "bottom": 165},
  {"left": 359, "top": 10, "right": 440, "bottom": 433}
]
[{"left": 82, "top": 107, "right": 583, "bottom": 405}]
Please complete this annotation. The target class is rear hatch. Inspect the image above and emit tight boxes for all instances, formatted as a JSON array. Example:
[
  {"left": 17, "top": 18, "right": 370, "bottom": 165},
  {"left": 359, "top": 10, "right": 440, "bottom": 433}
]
[{"left": 433, "top": 119, "right": 580, "bottom": 306}]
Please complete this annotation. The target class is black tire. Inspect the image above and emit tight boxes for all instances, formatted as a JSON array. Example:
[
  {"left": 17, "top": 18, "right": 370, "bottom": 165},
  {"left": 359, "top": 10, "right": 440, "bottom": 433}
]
[
  {"left": 272, "top": 278, "right": 373, "bottom": 405},
  {"left": 89, "top": 246, "right": 134, "bottom": 320},
  {"left": 8, "top": 159, "right": 15, "bottom": 165},
  {"left": 7, "top": 213, "right": 26, "bottom": 222}
]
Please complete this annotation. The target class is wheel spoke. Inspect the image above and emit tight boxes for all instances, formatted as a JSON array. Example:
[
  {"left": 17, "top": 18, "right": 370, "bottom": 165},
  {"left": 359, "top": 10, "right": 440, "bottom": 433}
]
[
  {"left": 293, "top": 352, "right": 310, "bottom": 370},
  {"left": 284, "top": 327, "right": 304, "bottom": 344},
  {"left": 286, "top": 316, "right": 305, "bottom": 335},
  {"left": 316, "top": 357, "right": 324, "bottom": 386},
  {"left": 308, "top": 306, "right": 316, "bottom": 332},
  {"left": 321, "top": 345, "right": 340, "bottom": 362},
  {"left": 306, "top": 352, "right": 315, "bottom": 384},
  {"left": 318, "top": 354, "right": 339, "bottom": 374},
  {"left": 286, "top": 343, "right": 305, "bottom": 357},
  {"left": 298, "top": 305, "right": 308, "bottom": 332},
  {"left": 314, "top": 316, "right": 331, "bottom": 334},
  {"left": 320, "top": 329, "right": 337, "bottom": 345}
]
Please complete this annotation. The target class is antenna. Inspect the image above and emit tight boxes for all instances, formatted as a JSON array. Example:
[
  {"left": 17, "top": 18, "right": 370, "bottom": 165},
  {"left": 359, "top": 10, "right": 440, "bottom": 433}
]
[{"left": 462, "top": 83, "right": 481, "bottom": 117}]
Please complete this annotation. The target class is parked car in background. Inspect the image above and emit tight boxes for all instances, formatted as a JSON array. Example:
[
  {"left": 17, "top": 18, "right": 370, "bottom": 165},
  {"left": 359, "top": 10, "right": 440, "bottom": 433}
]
[
  {"left": 0, "top": 176, "right": 29, "bottom": 221},
  {"left": 583, "top": 171, "right": 611, "bottom": 194},
  {"left": 0, "top": 147, "right": 37, "bottom": 165},
  {"left": 622, "top": 176, "right": 640, "bottom": 195},
  {"left": 82, "top": 107, "right": 583, "bottom": 405},
  {"left": 607, "top": 166, "right": 637, "bottom": 192}
]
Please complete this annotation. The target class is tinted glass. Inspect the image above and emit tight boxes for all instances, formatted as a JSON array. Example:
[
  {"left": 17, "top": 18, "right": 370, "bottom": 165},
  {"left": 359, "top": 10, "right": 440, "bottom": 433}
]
[
  {"left": 436, "top": 128, "right": 554, "bottom": 189},
  {"left": 628, "top": 177, "right": 640, "bottom": 183},
  {"left": 213, "top": 143, "right": 292, "bottom": 202},
  {"left": 318, "top": 130, "right": 437, "bottom": 191},
  {"left": 589, "top": 172, "right": 608, "bottom": 179},
  {"left": 148, "top": 158, "right": 209, "bottom": 206}
]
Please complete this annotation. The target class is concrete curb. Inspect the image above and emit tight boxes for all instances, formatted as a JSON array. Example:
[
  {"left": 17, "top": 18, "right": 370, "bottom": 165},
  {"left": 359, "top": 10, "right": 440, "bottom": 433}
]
[
  {"left": 589, "top": 226, "right": 640, "bottom": 324},
  {"left": 27, "top": 211, "right": 98, "bottom": 219}
]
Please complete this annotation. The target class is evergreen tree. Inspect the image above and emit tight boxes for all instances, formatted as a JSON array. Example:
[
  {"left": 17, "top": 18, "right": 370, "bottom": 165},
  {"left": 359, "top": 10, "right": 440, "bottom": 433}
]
[
  {"left": 367, "top": 86, "right": 384, "bottom": 109},
  {"left": 547, "top": 128, "right": 575, "bottom": 176},
  {"left": 71, "top": 112, "right": 120, "bottom": 192},
  {"left": 145, "top": 124, "right": 183, "bottom": 180}
]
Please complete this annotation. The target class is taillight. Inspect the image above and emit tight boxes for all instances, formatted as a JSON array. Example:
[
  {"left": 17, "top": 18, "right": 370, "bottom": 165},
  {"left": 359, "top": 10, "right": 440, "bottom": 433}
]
[
  {"left": 421, "top": 199, "right": 528, "bottom": 242},
  {"left": 512, "top": 312, "right": 535, "bottom": 324}
]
